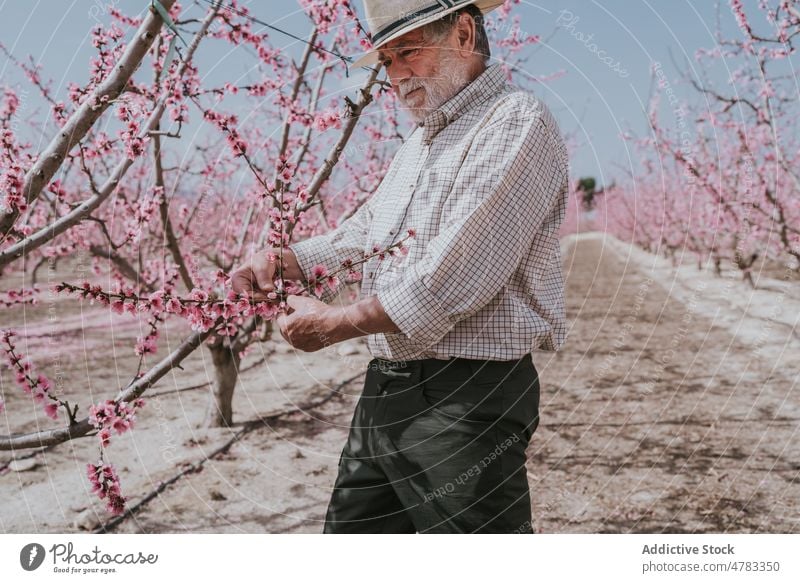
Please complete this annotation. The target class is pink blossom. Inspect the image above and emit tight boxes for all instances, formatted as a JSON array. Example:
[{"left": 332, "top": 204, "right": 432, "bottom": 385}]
[
  {"left": 111, "top": 417, "right": 131, "bottom": 435},
  {"left": 135, "top": 334, "right": 158, "bottom": 356},
  {"left": 1, "top": 287, "right": 41, "bottom": 308},
  {"left": 145, "top": 290, "right": 166, "bottom": 312},
  {"left": 88, "top": 399, "right": 141, "bottom": 447},
  {"left": 98, "top": 428, "right": 112, "bottom": 448},
  {"left": 165, "top": 297, "right": 183, "bottom": 314},
  {"left": 43, "top": 402, "right": 59, "bottom": 420},
  {"left": 189, "top": 288, "right": 209, "bottom": 302},
  {"left": 36, "top": 374, "right": 51, "bottom": 391},
  {"left": 2, "top": 330, "right": 60, "bottom": 416},
  {"left": 15, "top": 373, "right": 29, "bottom": 392},
  {"left": 87, "top": 462, "right": 126, "bottom": 515},
  {"left": 730, "top": 0, "right": 753, "bottom": 37},
  {"left": 313, "top": 108, "right": 342, "bottom": 132},
  {"left": 216, "top": 322, "right": 238, "bottom": 336},
  {"left": 215, "top": 270, "right": 230, "bottom": 285}
]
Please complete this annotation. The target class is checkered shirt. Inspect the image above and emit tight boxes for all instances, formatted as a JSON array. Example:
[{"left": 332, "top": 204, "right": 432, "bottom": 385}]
[{"left": 290, "top": 63, "right": 570, "bottom": 361}]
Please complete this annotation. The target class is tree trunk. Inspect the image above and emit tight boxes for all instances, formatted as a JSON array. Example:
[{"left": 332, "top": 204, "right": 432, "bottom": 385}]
[
  {"left": 713, "top": 255, "right": 722, "bottom": 277},
  {"left": 205, "top": 341, "right": 242, "bottom": 428},
  {"left": 734, "top": 252, "right": 758, "bottom": 289}
]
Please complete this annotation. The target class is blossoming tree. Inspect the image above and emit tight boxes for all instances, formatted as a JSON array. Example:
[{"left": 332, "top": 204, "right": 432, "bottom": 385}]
[
  {"left": 0, "top": 0, "right": 541, "bottom": 517},
  {"left": 0, "top": 0, "right": 402, "bottom": 516},
  {"left": 595, "top": 0, "right": 799, "bottom": 283}
]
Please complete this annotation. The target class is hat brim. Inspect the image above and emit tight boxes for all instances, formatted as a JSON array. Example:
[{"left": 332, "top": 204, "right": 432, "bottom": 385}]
[{"left": 350, "top": 0, "right": 505, "bottom": 70}]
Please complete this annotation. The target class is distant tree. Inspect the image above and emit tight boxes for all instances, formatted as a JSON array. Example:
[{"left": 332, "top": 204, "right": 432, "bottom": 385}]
[
  {"left": 575, "top": 177, "right": 599, "bottom": 210},
  {"left": 600, "top": 1, "right": 800, "bottom": 283}
]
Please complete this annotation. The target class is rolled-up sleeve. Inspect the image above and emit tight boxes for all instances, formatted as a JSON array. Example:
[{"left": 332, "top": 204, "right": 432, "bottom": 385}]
[
  {"left": 377, "top": 95, "right": 568, "bottom": 346},
  {"left": 289, "top": 197, "right": 373, "bottom": 303}
]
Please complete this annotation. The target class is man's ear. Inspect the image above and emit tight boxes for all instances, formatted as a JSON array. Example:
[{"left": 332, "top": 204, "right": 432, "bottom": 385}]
[{"left": 455, "top": 12, "right": 477, "bottom": 58}]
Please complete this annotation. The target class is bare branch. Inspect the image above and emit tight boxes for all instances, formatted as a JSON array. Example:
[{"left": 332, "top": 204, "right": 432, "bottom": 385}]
[{"left": 153, "top": 125, "right": 195, "bottom": 291}]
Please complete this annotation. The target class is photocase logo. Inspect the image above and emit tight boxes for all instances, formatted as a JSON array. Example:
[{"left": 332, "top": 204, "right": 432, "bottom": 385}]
[{"left": 19, "top": 543, "right": 46, "bottom": 571}]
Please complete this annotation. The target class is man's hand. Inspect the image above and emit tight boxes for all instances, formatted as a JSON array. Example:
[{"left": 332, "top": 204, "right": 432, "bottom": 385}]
[
  {"left": 230, "top": 248, "right": 305, "bottom": 302},
  {"left": 276, "top": 295, "right": 338, "bottom": 352},
  {"left": 276, "top": 293, "right": 403, "bottom": 352}
]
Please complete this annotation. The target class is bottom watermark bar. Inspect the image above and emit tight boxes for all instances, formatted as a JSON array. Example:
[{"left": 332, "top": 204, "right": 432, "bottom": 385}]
[{"left": 1, "top": 534, "right": 798, "bottom": 581}]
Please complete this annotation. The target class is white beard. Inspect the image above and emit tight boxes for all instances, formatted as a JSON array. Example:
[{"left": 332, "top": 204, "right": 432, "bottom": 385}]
[{"left": 396, "top": 54, "right": 473, "bottom": 124}]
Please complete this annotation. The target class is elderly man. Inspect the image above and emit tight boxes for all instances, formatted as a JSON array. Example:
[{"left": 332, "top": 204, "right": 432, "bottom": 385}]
[{"left": 231, "top": 0, "right": 569, "bottom": 533}]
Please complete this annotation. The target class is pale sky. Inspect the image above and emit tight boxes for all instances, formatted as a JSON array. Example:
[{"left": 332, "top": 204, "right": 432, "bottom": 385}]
[{"left": 1, "top": 0, "right": 795, "bottom": 187}]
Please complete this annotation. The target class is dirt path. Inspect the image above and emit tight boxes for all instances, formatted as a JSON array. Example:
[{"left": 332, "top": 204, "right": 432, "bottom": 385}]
[
  {"left": 2, "top": 235, "right": 798, "bottom": 533},
  {"left": 528, "top": 235, "right": 799, "bottom": 533}
]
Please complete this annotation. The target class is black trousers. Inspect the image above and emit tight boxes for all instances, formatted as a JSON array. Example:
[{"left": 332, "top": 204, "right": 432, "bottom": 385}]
[{"left": 323, "top": 353, "right": 540, "bottom": 533}]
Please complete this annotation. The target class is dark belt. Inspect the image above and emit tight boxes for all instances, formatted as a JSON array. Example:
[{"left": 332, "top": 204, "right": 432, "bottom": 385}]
[{"left": 369, "top": 354, "right": 533, "bottom": 387}]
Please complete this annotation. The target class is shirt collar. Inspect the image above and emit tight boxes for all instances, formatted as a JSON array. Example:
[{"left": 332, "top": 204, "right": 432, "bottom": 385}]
[{"left": 418, "top": 63, "right": 507, "bottom": 144}]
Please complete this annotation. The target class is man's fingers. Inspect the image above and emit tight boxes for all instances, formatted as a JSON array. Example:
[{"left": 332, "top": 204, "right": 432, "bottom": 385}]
[
  {"left": 230, "top": 262, "right": 275, "bottom": 300},
  {"left": 249, "top": 290, "right": 271, "bottom": 302},
  {"left": 276, "top": 313, "right": 289, "bottom": 341},
  {"left": 251, "top": 254, "right": 275, "bottom": 292},
  {"left": 287, "top": 294, "right": 317, "bottom": 309},
  {"left": 230, "top": 269, "right": 255, "bottom": 296}
]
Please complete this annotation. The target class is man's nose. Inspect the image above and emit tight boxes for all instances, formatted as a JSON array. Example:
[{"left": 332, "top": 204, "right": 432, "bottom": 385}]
[{"left": 387, "top": 62, "right": 413, "bottom": 88}]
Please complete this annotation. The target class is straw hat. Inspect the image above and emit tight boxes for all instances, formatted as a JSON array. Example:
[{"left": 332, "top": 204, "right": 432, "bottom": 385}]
[{"left": 351, "top": 0, "right": 504, "bottom": 68}]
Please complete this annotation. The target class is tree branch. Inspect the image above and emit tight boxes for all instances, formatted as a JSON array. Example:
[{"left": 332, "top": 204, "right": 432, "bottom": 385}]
[
  {"left": 0, "top": 1, "right": 221, "bottom": 271},
  {"left": 0, "top": 0, "right": 179, "bottom": 240},
  {"left": 0, "top": 328, "right": 213, "bottom": 451}
]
